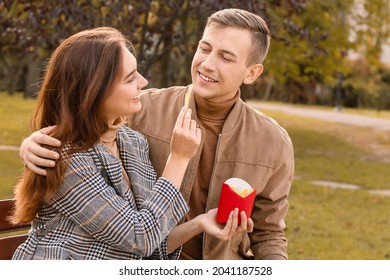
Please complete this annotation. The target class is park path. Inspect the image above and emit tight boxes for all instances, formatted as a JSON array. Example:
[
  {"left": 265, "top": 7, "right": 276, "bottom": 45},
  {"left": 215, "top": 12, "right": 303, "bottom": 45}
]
[
  {"left": 0, "top": 145, "right": 19, "bottom": 151},
  {"left": 246, "top": 101, "right": 390, "bottom": 131}
]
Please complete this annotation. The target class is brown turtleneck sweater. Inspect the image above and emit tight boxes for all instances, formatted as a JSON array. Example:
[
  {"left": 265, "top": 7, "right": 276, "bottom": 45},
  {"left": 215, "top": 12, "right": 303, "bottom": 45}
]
[
  {"left": 180, "top": 91, "right": 239, "bottom": 260},
  {"left": 100, "top": 117, "right": 130, "bottom": 187}
]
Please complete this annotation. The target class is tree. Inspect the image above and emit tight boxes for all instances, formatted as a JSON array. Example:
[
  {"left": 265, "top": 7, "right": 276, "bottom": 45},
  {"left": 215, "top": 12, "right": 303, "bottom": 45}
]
[
  {"left": 343, "top": 0, "right": 390, "bottom": 108},
  {"left": 265, "top": 0, "right": 355, "bottom": 104},
  {"left": 2, "top": 0, "right": 389, "bottom": 110}
]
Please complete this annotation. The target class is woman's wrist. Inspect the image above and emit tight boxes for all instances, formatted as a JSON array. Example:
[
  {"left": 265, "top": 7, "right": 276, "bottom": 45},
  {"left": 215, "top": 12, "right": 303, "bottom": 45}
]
[
  {"left": 167, "top": 153, "right": 191, "bottom": 166},
  {"left": 161, "top": 154, "right": 191, "bottom": 188},
  {"left": 191, "top": 213, "right": 205, "bottom": 234}
]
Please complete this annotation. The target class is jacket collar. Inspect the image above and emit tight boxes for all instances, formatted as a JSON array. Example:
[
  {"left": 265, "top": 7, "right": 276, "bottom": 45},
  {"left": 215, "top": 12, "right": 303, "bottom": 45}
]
[
  {"left": 186, "top": 84, "right": 243, "bottom": 134},
  {"left": 94, "top": 140, "right": 127, "bottom": 197}
]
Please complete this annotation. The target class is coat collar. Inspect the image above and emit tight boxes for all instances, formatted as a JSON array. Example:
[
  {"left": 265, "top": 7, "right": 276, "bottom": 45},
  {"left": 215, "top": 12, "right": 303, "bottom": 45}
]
[{"left": 186, "top": 84, "right": 243, "bottom": 134}]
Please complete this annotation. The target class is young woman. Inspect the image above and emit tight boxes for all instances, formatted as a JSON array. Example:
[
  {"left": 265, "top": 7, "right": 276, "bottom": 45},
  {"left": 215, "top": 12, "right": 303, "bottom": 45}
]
[{"left": 11, "top": 27, "right": 252, "bottom": 260}]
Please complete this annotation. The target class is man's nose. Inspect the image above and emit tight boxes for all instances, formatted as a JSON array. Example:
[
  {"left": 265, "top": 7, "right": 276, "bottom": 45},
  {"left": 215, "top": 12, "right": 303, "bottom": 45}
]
[{"left": 201, "top": 53, "right": 217, "bottom": 71}]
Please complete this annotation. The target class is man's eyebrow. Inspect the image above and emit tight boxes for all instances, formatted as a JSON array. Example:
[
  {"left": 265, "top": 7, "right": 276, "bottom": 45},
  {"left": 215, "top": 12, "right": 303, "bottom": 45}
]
[
  {"left": 124, "top": 69, "right": 136, "bottom": 80},
  {"left": 200, "top": 40, "right": 237, "bottom": 58}
]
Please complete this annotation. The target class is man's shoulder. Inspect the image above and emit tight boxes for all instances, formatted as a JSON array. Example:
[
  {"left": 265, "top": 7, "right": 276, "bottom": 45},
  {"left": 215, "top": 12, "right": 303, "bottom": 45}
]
[{"left": 242, "top": 101, "right": 291, "bottom": 141}]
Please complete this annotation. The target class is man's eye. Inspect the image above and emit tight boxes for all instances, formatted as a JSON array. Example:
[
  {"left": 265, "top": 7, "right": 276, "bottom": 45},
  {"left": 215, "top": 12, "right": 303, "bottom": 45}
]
[{"left": 222, "top": 56, "right": 232, "bottom": 62}]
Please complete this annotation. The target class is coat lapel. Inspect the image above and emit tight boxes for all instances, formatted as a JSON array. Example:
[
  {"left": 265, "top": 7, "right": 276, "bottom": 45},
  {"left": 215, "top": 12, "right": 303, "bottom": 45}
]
[
  {"left": 93, "top": 142, "right": 132, "bottom": 201},
  {"left": 116, "top": 128, "right": 152, "bottom": 209}
]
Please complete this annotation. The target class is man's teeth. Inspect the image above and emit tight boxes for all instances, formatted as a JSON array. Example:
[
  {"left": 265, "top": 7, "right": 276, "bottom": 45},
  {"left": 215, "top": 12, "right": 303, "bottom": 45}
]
[{"left": 200, "top": 73, "right": 216, "bottom": 82}]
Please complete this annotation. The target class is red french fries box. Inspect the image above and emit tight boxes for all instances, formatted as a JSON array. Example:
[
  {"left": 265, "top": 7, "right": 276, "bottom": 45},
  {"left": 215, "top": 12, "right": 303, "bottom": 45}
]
[{"left": 216, "top": 178, "right": 256, "bottom": 224}]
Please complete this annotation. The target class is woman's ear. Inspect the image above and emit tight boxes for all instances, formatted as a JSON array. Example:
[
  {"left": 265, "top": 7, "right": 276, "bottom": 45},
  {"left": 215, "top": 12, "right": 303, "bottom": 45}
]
[{"left": 243, "top": 64, "right": 264, "bottom": 85}]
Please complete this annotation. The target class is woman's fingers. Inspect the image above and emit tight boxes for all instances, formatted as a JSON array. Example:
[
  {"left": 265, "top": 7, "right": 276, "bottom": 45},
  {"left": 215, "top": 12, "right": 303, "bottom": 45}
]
[
  {"left": 228, "top": 208, "right": 239, "bottom": 238},
  {"left": 239, "top": 211, "right": 248, "bottom": 231},
  {"left": 174, "top": 106, "right": 188, "bottom": 128},
  {"left": 219, "top": 210, "right": 254, "bottom": 240},
  {"left": 182, "top": 108, "right": 192, "bottom": 129},
  {"left": 247, "top": 218, "right": 254, "bottom": 233}
]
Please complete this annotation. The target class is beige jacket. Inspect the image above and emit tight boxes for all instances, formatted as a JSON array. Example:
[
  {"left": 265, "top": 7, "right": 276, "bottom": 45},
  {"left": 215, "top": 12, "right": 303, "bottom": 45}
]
[{"left": 128, "top": 85, "right": 294, "bottom": 260}]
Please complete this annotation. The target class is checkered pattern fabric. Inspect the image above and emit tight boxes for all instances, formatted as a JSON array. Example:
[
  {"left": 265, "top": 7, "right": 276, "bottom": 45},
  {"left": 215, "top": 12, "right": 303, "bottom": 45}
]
[{"left": 13, "top": 126, "right": 188, "bottom": 260}]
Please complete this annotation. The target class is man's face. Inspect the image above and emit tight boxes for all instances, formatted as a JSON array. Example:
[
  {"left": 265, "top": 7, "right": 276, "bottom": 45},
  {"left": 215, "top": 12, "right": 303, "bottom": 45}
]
[{"left": 191, "top": 25, "right": 255, "bottom": 103}]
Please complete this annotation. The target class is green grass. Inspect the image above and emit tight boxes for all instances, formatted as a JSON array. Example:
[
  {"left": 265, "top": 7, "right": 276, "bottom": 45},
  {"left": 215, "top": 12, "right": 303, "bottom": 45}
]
[
  {"left": 1, "top": 94, "right": 390, "bottom": 259},
  {"left": 0, "top": 150, "right": 23, "bottom": 198},
  {"left": 259, "top": 109, "right": 390, "bottom": 260},
  {"left": 290, "top": 128, "right": 390, "bottom": 190},
  {"left": 287, "top": 181, "right": 390, "bottom": 259},
  {"left": 0, "top": 92, "right": 36, "bottom": 146},
  {"left": 0, "top": 92, "right": 36, "bottom": 198}
]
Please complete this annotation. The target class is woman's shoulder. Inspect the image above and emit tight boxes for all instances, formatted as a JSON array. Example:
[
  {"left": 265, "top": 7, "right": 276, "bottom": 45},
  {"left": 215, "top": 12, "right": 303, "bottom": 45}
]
[
  {"left": 118, "top": 125, "right": 147, "bottom": 142},
  {"left": 117, "top": 125, "right": 149, "bottom": 152},
  {"left": 59, "top": 142, "right": 100, "bottom": 169}
]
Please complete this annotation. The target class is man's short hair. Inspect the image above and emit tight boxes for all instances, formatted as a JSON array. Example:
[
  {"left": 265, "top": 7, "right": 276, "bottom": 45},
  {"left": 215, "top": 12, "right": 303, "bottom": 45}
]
[{"left": 206, "top": 8, "right": 271, "bottom": 65}]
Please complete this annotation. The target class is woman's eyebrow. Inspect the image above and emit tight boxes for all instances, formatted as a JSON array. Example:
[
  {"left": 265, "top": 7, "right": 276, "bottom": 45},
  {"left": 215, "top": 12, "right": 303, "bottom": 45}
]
[{"left": 124, "top": 69, "right": 136, "bottom": 80}]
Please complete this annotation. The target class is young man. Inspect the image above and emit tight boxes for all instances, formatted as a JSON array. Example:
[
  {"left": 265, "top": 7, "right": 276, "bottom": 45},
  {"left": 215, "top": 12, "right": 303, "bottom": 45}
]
[{"left": 20, "top": 8, "right": 294, "bottom": 260}]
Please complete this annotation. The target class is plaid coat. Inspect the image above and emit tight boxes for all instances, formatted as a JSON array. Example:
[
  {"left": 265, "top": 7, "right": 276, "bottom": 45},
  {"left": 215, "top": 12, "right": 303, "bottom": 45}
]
[{"left": 13, "top": 126, "right": 189, "bottom": 260}]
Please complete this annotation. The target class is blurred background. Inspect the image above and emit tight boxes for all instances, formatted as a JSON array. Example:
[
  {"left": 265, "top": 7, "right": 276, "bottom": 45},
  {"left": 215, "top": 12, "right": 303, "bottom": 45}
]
[{"left": 1, "top": 0, "right": 390, "bottom": 260}]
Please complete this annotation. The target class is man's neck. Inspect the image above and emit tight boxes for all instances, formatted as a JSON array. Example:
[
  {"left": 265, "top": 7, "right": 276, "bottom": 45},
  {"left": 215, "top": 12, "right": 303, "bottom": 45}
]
[{"left": 194, "top": 90, "right": 240, "bottom": 121}]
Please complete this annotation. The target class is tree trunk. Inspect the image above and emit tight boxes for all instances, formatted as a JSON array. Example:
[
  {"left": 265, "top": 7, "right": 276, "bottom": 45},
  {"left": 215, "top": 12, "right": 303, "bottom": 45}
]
[
  {"left": 263, "top": 75, "right": 274, "bottom": 100},
  {"left": 7, "top": 64, "right": 24, "bottom": 96},
  {"left": 24, "top": 57, "right": 42, "bottom": 98}
]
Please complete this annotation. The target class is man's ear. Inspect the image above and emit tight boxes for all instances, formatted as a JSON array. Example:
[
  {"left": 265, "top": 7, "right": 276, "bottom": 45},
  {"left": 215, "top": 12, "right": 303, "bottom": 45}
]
[{"left": 243, "top": 64, "right": 263, "bottom": 85}]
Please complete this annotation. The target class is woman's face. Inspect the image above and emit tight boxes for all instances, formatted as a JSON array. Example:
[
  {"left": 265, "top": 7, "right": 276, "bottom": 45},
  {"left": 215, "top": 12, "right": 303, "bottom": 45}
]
[{"left": 102, "top": 46, "right": 148, "bottom": 124}]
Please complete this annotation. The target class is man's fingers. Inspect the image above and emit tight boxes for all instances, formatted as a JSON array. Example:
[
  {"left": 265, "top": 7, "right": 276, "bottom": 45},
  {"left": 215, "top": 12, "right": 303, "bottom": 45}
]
[
  {"left": 26, "top": 151, "right": 57, "bottom": 168},
  {"left": 33, "top": 130, "right": 62, "bottom": 148},
  {"left": 24, "top": 161, "right": 47, "bottom": 176},
  {"left": 39, "top": 125, "right": 58, "bottom": 137},
  {"left": 28, "top": 143, "right": 60, "bottom": 162}
]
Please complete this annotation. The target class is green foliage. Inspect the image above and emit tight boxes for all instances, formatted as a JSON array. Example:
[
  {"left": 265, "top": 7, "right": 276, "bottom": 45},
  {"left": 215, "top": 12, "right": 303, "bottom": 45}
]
[
  {"left": 267, "top": 0, "right": 354, "bottom": 85},
  {"left": 1, "top": 1, "right": 390, "bottom": 107}
]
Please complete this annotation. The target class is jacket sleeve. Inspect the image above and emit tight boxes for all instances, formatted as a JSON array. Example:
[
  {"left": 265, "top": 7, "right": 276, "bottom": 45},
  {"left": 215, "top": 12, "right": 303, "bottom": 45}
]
[
  {"left": 250, "top": 134, "right": 294, "bottom": 260},
  {"left": 50, "top": 151, "right": 189, "bottom": 258},
  {"left": 144, "top": 237, "right": 182, "bottom": 260}
]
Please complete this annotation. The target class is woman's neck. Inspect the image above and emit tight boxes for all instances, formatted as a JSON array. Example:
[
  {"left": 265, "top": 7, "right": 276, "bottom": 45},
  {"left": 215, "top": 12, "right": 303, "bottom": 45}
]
[{"left": 100, "top": 117, "right": 124, "bottom": 153}]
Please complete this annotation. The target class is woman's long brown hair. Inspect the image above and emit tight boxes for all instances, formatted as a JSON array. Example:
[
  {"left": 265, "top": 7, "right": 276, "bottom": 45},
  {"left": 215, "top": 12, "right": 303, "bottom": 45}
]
[{"left": 11, "top": 27, "right": 135, "bottom": 224}]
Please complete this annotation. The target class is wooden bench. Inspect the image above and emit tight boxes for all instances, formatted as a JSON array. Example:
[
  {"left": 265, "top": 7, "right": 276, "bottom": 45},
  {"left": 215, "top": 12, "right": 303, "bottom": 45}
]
[{"left": 0, "top": 199, "right": 30, "bottom": 260}]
